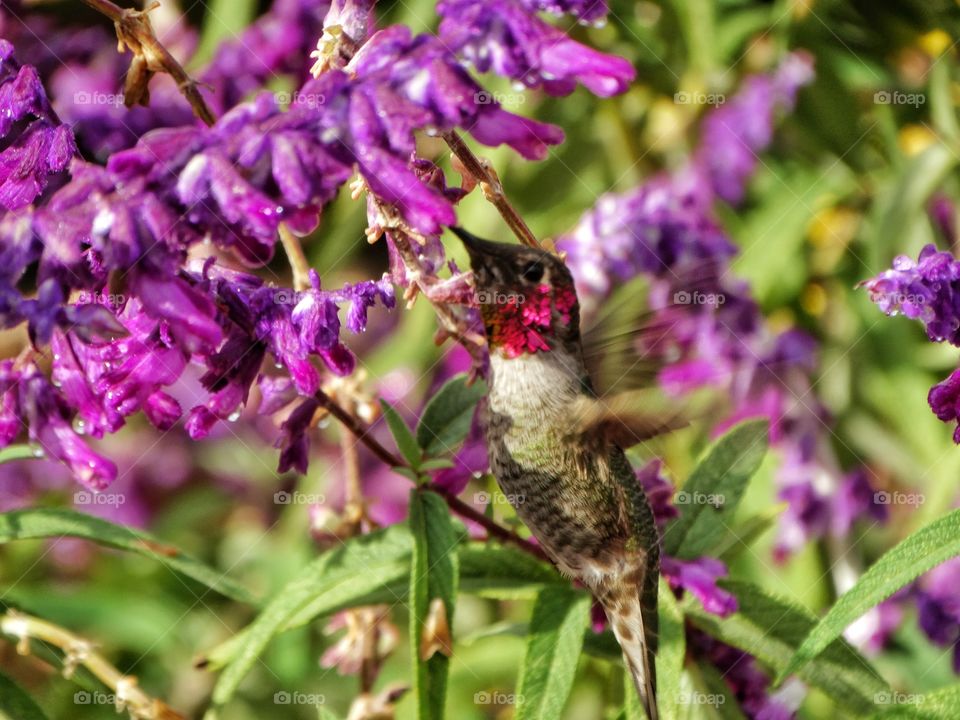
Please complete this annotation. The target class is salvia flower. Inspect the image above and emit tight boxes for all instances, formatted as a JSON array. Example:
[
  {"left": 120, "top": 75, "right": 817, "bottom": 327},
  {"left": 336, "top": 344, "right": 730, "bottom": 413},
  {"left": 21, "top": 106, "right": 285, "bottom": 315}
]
[
  {"left": 695, "top": 51, "right": 815, "bottom": 205},
  {"left": 915, "top": 557, "right": 960, "bottom": 671},
  {"left": 437, "top": 0, "right": 634, "bottom": 97},
  {"left": 0, "top": 39, "right": 75, "bottom": 211}
]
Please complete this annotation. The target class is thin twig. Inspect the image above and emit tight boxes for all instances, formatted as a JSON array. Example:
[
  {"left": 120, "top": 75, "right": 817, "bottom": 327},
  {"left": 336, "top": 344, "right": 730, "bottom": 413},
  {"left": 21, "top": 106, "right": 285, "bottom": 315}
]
[
  {"left": 313, "top": 388, "right": 550, "bottom": 562},
  {"left": 442, "top": 130, "right": 550, "bottom": 251},
  {"left": 1, "top": 610, "right": 185, "bottom": 720},
  {"left": 82, "top": 0, "right": 216, "bottom": 127}
]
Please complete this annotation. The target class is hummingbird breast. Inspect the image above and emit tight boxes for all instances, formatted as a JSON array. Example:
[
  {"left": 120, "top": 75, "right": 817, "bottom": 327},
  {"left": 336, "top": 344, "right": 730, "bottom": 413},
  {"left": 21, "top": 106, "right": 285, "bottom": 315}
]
[{"left": 482, "top": 349, "right": 632, "bottom": 576}]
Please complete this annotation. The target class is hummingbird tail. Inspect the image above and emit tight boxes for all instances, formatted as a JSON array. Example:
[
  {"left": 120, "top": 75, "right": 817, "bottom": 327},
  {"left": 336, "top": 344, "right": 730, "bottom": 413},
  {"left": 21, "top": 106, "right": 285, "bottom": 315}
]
[{"left": 597, "top": 565, "right": 660, "bottom": 720}]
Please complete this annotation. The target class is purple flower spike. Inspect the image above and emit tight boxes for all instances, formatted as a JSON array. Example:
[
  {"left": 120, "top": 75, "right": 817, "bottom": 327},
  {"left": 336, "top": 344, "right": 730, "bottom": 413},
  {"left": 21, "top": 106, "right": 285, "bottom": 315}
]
[
  {"left": 694, "top": 51, "right": 814, "bottom": 205},
  {"left": 437, "top": 0, "right": 634, "bottom": 97},
  {"left": 0, "top": 41, "right": 76, "bottom": 210},
  {"left": 661, "top": 555, "right": 739, "bottom": 617},
  {"left": 929, "top": 369, "right": 960, "bottom": 443}
]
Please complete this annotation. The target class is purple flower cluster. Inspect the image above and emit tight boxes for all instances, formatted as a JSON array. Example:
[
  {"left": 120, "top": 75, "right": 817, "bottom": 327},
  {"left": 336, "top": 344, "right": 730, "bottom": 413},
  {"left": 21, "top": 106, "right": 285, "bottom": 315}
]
[
  {"left": 0, "top": 0, "right": 639, "bottom": 488},
  {"left": 864, "top": 244, "right": 960, "bottom": 441},
  {"left": 696, "top": 51, "right": 814, "bottom": 204},
  {"left": 915, "top": 557, "right": 960, "bottom": 672},
  {"left": 690, "top": 630, "right": 804, "bottom": 719},
  {"left": 437, "top": 0, "right": 635, "bottom": 97},
  {"left": 0, "top": 39, "right": 75, "bottom": 211}
]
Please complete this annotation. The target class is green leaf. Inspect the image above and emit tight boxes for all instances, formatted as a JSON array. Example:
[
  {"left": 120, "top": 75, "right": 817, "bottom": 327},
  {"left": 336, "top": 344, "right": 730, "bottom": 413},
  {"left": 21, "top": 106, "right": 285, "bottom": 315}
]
[
  {"left": 458, "top": 543, "right": 561, "bottom": 598},
  {"left": 380, "top": 400, "right": 422, "bottom": 469},
  {"left": 655, "top": 578, "right": 686, "bottom": 720},
  {"left": 409, "top": 490, "right": 460, "bottom": 720},
  {"left": 665, "top": 420, "right": 768, "bottom": 559},
  {"left": 212, "top": 525, "right": 413, "bottom": 703},
  {"left": 416, "top": 374, "right": 486, "bottom": 457},
  {"left": 869, "top": 684, "right": 960, "bottom": 719},
  {"left": 0, "top": 445, "right": 36, "bottom": 465},
  {"left": 780, "top": 508, "right": 960, "bottom": 684},
  {"left": 0, "top": 509, "right": 255, "bottom": 604},
  {"left": 0, "top": 670, "right": 50, "bottom": 720},
  {"left": 686, "top": 580, "right": 887, "bottom": 715},
  {"left": 515, "top": 587, "right": 591, "bottom": 720},
  {"left": 203, "top": 541, "right": 554, "bottom": 672}
]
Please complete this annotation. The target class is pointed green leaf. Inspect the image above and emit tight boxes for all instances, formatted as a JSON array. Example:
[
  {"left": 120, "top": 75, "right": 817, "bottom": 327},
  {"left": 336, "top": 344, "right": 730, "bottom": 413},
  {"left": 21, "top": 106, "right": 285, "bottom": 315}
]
[
  {"left": 380, "top": 400, "right": 422, "bottom": 469},
  {"left": 655, "top": 578, "right": 687, "bottom": 720},
  {"left": 0, "top": 509, "right": 255, "bottom": 604},
  {"left": 416, "top": 374, "right": 486, "bottom": 457},
  {"left": 665, "top": 420, "right": 768, "bottom": 559},
  {"left": 686, "top": 580, "right": 887, "bottom": 715},
  {"left": 409, "top": 490, "right": 460, "bottom": 720},
  {"left": 515, "top": 587, "right": 591, "bottom": 720},
  {"left": 870, "top": 683, "right": 960, "bottom": 719},
  {"left": 212, "top": 525, "right": 413, "bottom": 703},
  {"left": 0, "top": 670, "right": 50, "bottom": 720},
  {"left": 780, "top": 508, "right": 960, "bottom": 684},
  {"left": 203, "top": 541, "right": 553, "bottom": 671}
]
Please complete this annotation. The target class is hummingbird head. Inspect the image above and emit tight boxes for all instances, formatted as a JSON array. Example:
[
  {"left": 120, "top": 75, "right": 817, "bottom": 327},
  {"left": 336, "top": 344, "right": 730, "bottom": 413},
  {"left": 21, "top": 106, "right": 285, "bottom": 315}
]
[{"left": 451, "top": 227, "right": 580, "bottom": 358}]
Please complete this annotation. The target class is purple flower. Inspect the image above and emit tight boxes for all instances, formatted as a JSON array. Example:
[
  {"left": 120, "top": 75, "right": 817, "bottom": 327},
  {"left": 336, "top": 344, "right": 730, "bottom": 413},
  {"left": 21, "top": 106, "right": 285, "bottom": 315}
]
[
  {"left": 636, "top": 458, "right": 678, "bottom": 530},
  {"left": 1, "top": 360, "right": 116, "bottom": 490},
  {"left": 200, "top": 0, "right": 331, "bottom": 115},
  {"left": 691, "top": 630, "right": 805, "bottom": 719},
  {"left": 661, "top": 556, "right": 738, "bottom": 617},
  {"left": 916, "top": 557, "right": 960, "bottom": 671},
  {"left": 0, "top": 40, "right": 76, "bottom": 211},
  {"left": 437, "top": 0, "right": 634, "bottom": 97},
  {"left": 864, "top": 244, "right": 960, "bottom": 344},
  {"left": 694, "top": 52, "right": 814, "bottom": 205},
  {"left": 930, "top": 369, "right": 960, "bottom": 443}
]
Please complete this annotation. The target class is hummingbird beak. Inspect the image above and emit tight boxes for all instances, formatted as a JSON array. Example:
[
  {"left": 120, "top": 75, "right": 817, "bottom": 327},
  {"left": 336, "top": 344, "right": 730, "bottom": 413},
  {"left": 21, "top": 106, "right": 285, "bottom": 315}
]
[{"left": 450, "top": 226, "right": 506, "bottom": 266}]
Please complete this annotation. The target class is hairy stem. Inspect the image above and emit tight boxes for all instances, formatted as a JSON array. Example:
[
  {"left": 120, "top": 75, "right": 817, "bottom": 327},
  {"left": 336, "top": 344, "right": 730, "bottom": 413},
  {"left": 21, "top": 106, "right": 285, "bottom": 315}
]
[
  {"left": 313, "top": 388, "right": 549, "bottom": 562},
  {"left": 1, "top": 609, "right": 185, "bottom": 720},
  {"left": 442, "top": 130, "right": 549, "bottom": 251},
  {"left": 82, "top": 0, "right": 216, "bottom": 127}
]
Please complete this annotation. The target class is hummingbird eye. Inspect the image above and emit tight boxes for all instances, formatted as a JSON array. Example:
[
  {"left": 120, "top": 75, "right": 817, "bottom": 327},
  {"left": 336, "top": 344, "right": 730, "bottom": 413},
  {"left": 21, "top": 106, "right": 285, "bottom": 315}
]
[{"left": 520, "top": 261, "right": 544, "bottom": 283}]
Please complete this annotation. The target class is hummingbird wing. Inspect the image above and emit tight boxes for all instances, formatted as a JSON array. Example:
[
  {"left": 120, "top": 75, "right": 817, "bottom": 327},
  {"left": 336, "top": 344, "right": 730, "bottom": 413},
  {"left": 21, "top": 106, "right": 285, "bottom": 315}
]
[{"left": 567, "top": 388, "right": 697, "bottom": 448}]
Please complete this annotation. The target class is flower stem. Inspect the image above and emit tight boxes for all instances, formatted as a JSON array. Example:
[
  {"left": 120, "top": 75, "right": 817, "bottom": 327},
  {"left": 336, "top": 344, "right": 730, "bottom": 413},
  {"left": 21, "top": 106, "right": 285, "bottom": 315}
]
[
  {"left": 0, "top": 609, "right": 185, "bottom": 720},
  {"left": 278, "top": 223, "right": 312, "bottom": 292},
  {"left": 442, "top": 130, "right": 549, "bottom": 251},
  {"left": 312, "top": 388, "right": 549, "bottom": 562},
  {"left": 81, "top": 0, "right": 216, "bottom": 127}
]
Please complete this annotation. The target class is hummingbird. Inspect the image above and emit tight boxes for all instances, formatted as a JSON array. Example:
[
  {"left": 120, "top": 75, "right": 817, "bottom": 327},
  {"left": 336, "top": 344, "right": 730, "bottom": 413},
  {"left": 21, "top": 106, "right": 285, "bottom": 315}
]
[{"left": 452, "top": 226, "right": 674, "bottom": 720}]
